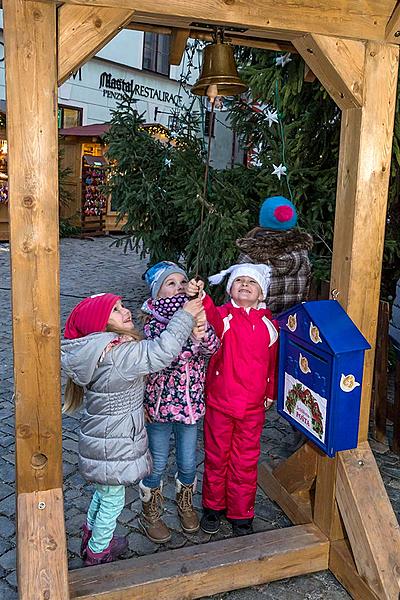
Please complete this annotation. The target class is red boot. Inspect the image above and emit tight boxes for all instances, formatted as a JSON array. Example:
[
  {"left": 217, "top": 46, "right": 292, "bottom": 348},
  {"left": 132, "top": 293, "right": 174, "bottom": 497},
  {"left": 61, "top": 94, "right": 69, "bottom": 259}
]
[{"left": 84, "top": 536, "right": 128, "bottom": 566}]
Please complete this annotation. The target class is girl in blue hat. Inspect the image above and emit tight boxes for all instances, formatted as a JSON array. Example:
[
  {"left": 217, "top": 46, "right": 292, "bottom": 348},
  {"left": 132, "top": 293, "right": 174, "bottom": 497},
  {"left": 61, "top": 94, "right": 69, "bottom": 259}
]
[{"left": 138, "top": 261, "right": 220, "bottom": 543}]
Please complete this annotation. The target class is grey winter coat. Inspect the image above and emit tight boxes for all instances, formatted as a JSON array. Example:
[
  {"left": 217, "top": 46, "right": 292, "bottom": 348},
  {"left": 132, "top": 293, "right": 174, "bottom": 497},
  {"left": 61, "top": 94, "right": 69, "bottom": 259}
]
[{"left": 61, "top": 310, "right": 195, "bottom": 486}]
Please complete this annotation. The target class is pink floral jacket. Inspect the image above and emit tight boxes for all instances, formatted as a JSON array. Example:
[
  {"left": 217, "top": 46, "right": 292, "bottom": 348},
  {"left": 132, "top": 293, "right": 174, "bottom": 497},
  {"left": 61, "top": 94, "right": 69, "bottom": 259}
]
[{"left": 142, "top": 295, "right": 220, "bottom": 424}]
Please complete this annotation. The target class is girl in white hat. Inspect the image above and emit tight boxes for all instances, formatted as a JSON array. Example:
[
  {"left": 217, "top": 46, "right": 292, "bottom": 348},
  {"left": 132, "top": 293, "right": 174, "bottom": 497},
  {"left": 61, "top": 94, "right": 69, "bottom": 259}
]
[{"left": 187, "top": 263, "right": 279, "bottom": 537}]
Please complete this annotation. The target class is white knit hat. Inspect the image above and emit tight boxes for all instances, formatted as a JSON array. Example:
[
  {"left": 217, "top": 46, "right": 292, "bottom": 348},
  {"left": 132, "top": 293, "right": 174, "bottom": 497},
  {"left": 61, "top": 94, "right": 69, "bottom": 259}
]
[{"left": 208, "top": 263, "right": 271, "bottom": 299}]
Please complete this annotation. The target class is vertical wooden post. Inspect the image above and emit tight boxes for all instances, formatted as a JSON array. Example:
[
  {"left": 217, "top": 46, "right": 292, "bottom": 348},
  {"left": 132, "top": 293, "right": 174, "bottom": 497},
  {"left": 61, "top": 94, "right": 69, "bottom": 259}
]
[
  {"left": 315, "top": 42, "right": 400, "bottom": 599},
  {"left": 3, "top": 1, "right": 69, "bottom": 598},
  {"left": 330, "top": 42, "right": 398, "bottom": 441}
]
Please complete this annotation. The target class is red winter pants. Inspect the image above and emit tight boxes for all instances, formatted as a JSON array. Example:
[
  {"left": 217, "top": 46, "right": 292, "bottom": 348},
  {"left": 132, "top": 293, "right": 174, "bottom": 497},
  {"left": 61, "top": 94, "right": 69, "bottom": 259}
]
[{"left": 202, "top": 406, "right": 265, "bottom": 520}]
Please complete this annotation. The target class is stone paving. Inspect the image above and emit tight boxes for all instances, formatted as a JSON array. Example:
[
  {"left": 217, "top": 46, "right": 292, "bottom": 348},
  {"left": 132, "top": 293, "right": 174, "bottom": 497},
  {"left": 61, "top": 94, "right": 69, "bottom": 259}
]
[{"left": 0, "top": 237, "right": 399, "bottom": 599}]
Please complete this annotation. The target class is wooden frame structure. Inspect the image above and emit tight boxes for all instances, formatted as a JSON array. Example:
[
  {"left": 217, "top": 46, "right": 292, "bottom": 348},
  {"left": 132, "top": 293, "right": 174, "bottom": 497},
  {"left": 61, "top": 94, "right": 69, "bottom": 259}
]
[{"left": 3, "top": 0, "right": 400, "bottom": 598}]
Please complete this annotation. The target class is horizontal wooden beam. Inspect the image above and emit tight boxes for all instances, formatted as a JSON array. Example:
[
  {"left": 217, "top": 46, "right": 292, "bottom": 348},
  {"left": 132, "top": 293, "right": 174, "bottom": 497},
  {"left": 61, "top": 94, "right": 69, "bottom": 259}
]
[
  {"left": 293, "top": 34, "right": 365, "bottom": 109},
  {"left": 257, "top": 463, "right": 313, "bottom": 524},
  {"left": 69, "top": 524, "right": 329, "bottom": 599},
  {"left": 58, "top": 4, "right": 135, "bottom": 85},
  {"left": 29, "top": 0, "right": 390, "bottom": 43},
  {"left": 127, "top": 22, "right": 296, "bottom": 52}
]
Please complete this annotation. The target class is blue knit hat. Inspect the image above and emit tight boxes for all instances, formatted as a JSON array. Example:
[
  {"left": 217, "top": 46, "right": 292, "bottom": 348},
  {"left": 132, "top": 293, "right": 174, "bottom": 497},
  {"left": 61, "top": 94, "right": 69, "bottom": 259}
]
[
  {"left": 143, "top": 261, "right": 187, "bottom": 298},
  {"left": 259, "top": 196, "right": 297, "bottom": 230}
]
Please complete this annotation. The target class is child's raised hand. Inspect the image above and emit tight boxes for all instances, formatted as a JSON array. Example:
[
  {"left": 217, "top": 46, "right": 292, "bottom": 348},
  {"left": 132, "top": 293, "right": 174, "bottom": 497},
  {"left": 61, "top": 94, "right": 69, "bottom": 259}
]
[
  {"left": 192, "top": 308, "right": 207, "bottom": 340},
  {"left": 187, "top": 278, "right": 204, "bottom": 298},
  {"left": 183, "top": 297, "right": 204, "bottom": 318}
]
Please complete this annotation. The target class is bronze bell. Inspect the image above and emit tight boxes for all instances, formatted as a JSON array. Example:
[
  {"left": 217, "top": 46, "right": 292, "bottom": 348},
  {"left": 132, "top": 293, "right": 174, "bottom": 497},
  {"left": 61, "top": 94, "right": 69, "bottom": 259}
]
[{"left": 191, "top": 37, "right": 248, "bottom": 98}]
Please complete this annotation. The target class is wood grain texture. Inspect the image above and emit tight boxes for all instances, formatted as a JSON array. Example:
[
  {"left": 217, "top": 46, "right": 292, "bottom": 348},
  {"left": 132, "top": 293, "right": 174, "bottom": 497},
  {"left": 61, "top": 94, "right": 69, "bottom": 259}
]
[
  {"left": 169, "top": 27, "right": 189, "bottom": 65},
  {"left": 18, "top": 489, "right": 69, "bottom": 600},
  {"left": 385, "top": 1, "right": 400, "bottom": 42},
  {"left": 30, "top": 0, "right": 393, "bottom": 43},
  {"left": 336, "top": 442, "right": 400, "bottom": 599},
  {"left": 330, "top": 41, "right": 399, "bottom": 441},
  {"left": 293, "top": 35, "right": 365, "bottom": 109},
  {"left": 272, "top": 442, "right": 317, "bottom": 494},
  {"left": 69, "top": 524, "right": 329, "bottom": 599},
  {"left": 330, "top": 540, "right": 382, "bottom": 600},
  {"left": 3, "top": 0, "right": 63, "bottom": 494},
  {"left": 257, "top": 463, "right": 312, "bottom": 524},
  {"left": 58, "top": 4, "right": 135, "bottom": 85}
]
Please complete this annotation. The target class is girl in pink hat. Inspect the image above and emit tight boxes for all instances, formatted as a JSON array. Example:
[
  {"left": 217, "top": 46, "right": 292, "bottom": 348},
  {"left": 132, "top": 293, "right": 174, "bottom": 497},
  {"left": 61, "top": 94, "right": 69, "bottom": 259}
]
[{"left": 61, "top": 292, "right": 203, "bottom": 566}]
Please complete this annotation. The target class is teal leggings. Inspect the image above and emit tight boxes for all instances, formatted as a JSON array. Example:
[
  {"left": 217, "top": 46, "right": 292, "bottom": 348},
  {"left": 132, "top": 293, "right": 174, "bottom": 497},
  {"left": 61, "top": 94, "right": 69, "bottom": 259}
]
[{"left": 86, "top": 484, "right": 125, "bottom": 553}]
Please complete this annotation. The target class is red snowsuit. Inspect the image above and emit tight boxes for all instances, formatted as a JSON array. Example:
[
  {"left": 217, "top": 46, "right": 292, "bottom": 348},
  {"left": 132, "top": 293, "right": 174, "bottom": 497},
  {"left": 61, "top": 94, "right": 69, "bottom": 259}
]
[{"left": 202, "top": 294, "right": 279, "bottom": 520}]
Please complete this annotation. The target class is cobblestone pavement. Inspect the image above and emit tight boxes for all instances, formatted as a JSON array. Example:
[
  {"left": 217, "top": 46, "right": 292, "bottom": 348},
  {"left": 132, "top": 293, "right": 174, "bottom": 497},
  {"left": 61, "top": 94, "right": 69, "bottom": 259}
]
[{"left": 0, "top": 237, "right": 399, "bottom": 599}]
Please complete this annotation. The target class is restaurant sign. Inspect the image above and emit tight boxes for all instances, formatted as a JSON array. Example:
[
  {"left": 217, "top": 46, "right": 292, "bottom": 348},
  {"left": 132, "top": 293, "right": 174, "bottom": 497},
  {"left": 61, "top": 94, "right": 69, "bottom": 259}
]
[{"left": 99, "top": 72, "right": 182, "bottom": 105}]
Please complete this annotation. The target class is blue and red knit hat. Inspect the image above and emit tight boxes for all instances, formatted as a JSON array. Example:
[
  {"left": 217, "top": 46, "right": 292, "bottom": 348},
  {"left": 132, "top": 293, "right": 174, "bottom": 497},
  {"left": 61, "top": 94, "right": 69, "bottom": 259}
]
[{"left": 259, "top": 196, "right": 297, "bottom": 230}]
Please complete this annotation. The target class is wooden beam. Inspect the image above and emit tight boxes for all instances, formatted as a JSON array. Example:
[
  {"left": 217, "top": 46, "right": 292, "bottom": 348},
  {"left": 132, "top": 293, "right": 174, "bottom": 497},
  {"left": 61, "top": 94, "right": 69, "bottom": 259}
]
[
  {"left": 2, "top": 0, "right": 69, "bottom": 597},
  {"left": 29, "top": 0, "right": 389, "bottom": 43},
  {"left": 336, "top": 442, "right": 400, "bottom": 599},
  {"left": 58, "top": 5, "right": 135, "bottom": 85},
  {"left": 386, "top": 1, "right": 400, "bottom": 43},
  {"left": 169, "top": 27, "right": 189, "bottom": 65},
  {"left": 257, "top": 463, "right": 313, "bottom": 524},
  {"left": 17, "top": 489, "right": 69, "bottom": 600},
  {"left": 272, "top": 442, "right": 317, "bottom": 494},
  {"left": 313, "top": 454, "right": 344, "bottom": 541},
  {"left": 127, "top": 23, "right": 296, "bottom": 53},
  {"left": 330, "top": 41, "right": 399, "bottom": 441},
  {"left": 69, "top": 524, "right": 329, "bottom": 599},
  {"left": 304, "top": 64, "right": 316, "bottom": 83},
  {"left": 330, "top": 540, "right": 382, "bottom": 600},
  {"left": 293, "top": 34, "right": 365, "bottom": 109}
]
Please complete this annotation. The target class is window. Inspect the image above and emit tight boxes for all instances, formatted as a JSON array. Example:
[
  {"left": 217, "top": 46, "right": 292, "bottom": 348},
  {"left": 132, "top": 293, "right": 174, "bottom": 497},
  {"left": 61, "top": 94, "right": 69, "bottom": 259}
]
[
  {"left": 204, "top": 110, "right": 216, "bottom": 138},
  {"left": 58, "top": 105, "right": 83, "bottom": 129},
  {"left": 143, "top": 32, "right": 170, "bottom": 76}
]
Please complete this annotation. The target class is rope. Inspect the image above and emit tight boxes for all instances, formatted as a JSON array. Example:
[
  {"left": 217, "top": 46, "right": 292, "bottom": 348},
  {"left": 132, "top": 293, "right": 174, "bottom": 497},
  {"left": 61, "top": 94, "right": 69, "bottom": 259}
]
[{"left": 194, "top": 99, "right": 215, "bottom": 280}]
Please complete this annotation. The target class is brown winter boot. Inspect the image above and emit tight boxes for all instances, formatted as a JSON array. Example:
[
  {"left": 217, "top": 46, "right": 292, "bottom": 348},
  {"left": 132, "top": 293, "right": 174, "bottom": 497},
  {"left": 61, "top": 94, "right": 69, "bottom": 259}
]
[
  {"left": 175, "top": 477, "right": 200, "bottom": 533},
  {"left": 138, "top": 481, "right": 171, "bottom": 543}
]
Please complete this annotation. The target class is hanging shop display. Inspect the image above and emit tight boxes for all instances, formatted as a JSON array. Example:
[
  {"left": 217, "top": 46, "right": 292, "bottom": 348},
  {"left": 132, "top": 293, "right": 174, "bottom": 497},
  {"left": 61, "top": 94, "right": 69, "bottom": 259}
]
[
  {"left": 0, "top": 135, "right": 8, "bottom": 241},
  {"left": 277, "top": 299, "right": 370, "bottom": 456}
]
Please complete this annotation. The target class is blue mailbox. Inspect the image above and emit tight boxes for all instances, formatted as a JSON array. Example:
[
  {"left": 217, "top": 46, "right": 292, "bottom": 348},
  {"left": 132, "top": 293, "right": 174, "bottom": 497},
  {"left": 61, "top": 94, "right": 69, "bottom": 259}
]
[{"left": 277, "top": 300, "right": 370, "bottom": 457}]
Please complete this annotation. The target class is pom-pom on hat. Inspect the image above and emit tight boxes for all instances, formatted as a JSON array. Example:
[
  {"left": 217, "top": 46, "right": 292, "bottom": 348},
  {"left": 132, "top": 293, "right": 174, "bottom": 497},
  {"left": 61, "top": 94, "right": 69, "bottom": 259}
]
[
  {"left": 259, "top": 195, "right": 297, "bottom": 230},
  {"left": 64, "top": 293, "right": 121, "bottom": 339},
  {"left": 209, "top": 263, "right": 271, "bottom": 299},
  {"left": 143, "top": 261, "right": 187, "bottom": 298}
]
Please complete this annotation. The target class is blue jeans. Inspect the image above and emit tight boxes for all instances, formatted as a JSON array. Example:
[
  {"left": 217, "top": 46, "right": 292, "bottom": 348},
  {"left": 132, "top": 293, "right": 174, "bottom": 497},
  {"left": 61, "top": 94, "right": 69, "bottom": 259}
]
[
  {"left": 142, "top": 422, "right": 198, "bottom": 488},
  {"left": 86, "top": 484, "right": 125, "bottom": 553}
]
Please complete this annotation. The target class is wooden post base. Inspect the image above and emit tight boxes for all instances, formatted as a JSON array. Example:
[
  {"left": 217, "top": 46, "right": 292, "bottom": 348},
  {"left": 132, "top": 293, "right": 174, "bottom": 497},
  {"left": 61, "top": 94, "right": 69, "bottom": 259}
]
[
  {"left": 69, "top": 524, "right": 328, "bottom": 600},
  {"left": 18, "top": 489, "right": 69, "bottom": 600},
  {"left": 257, "top": 441, "right": 400, "bottom": 600}
]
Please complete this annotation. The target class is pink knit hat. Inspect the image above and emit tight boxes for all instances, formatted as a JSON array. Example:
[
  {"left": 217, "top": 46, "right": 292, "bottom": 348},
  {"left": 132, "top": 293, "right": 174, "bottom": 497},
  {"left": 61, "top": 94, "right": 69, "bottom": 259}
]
[{"left": 64, "top": 293, "right": 121, "bottom": 339}]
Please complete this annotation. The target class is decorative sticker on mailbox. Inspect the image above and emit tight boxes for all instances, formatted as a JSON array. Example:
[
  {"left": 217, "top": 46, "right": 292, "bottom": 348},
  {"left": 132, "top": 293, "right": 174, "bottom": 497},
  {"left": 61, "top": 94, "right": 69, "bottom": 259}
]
[
  {"left": 284, "top": 373, "right": 327, "bottom": 441},
  {"left": 299, "top": 353, "right": 311, "bottom": 374},
  {"left": 286, "top": 314, "right": 297, "bottom": 332},
  {"left": 340, "top": 373, "right": 360, "bottom": 393},
  {"left": 309, "top": 322, "right": 322, "bottom": 344}
]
